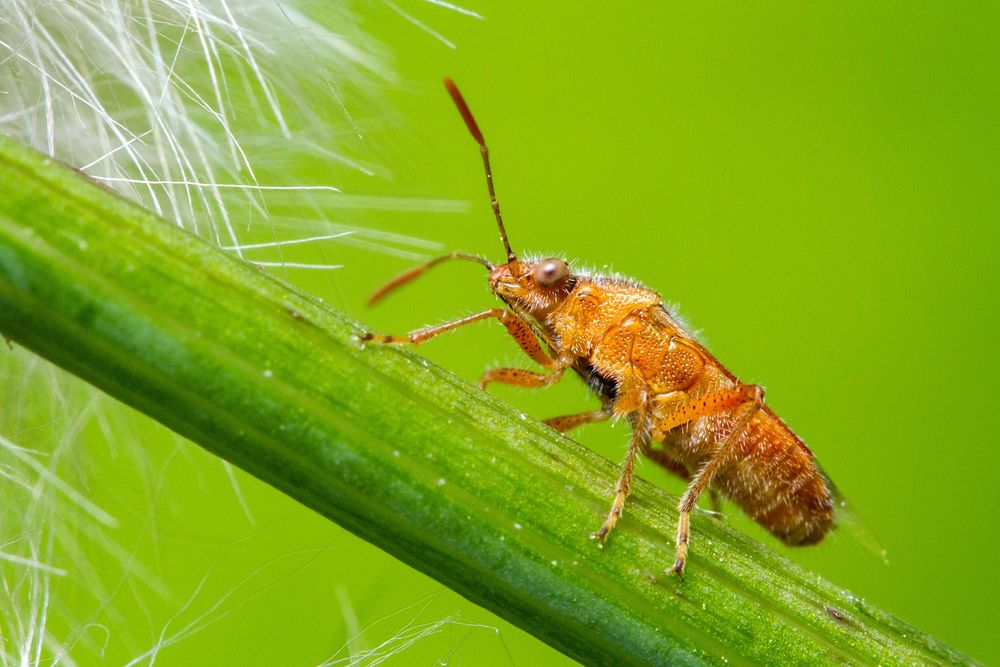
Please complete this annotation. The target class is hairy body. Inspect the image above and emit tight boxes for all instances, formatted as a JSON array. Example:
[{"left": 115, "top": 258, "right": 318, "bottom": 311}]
[
  {"left": 364, "top": 259, "right": 835, "bottom": 574},
  {"left": 361, "top": 78, "right": 834, "bottom": 575},
  {"left": 551, "top": 273, "right": 833, "bottom": 548}
]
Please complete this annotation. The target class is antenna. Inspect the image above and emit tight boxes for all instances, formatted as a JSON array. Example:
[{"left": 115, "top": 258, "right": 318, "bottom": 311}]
[
  {"left": 443, "top": 77, "right": 517, "bottom": 265},
  {"left": 367, "top": 251, "right": 492, "bottom": 306}
]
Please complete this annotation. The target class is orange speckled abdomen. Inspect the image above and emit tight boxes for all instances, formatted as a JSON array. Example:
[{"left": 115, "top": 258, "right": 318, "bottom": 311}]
[{"left": 661, "top": 398, "right": 835, "bottom": 546}]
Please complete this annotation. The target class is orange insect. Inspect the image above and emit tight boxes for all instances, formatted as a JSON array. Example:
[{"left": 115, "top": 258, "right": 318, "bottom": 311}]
[{"left": 360, "top": 78, "right": 834, "bottom": 576}]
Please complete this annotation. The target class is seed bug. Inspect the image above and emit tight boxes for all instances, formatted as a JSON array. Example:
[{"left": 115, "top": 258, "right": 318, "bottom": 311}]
[{"left": 359, "top": 78, "right": 834, "bottom": 577}]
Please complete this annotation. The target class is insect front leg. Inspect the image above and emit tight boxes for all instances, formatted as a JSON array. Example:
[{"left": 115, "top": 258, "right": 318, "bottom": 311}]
[
  {"left": 359, "top": 308, "right": 570, "bottom": 389},
  {"left": 359, "top": 308, "right": 520, "bottom": 346},
  {"left": 476, "top": 314, "right": 572, "bottom": 390}
]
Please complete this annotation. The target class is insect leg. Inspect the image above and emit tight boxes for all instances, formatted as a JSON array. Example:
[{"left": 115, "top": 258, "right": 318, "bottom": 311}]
[
  {"left": 645, "top": 391, "right": 716, "bottom": 501},
  {"left": 474, "top": 312, "right": 574, "bottom": 390},
  {"left": 542, "top": 408, "right": 612, "bottom": 434},
  {"left": 478, "top": 366, "right": 566, "bottom": 390},
  {"left": 359, "top": 308, "right": 549, "bottom": 367},
  {"left": 667, "top": 385, "right": 764, "bottom": 578},
  {"left": 359, "top": 308, "right": 569, "bottom": 389},
  {"left": 592, "top": 393, "right": 650, "bottom": 545},
  {"left": 650, "top": 384, "right": 761, "bottom": 441},
  {"left": 640, "top": 445, "right": 724, "bottom": 514}
]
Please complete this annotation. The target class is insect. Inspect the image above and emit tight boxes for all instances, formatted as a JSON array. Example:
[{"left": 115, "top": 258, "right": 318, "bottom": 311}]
[{"left": 359, "top": 78, "right": 834, "bottom": 576}]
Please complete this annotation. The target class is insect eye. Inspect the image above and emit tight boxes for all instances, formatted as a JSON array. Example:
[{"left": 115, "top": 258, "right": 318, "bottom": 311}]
[{"left": 534, "top": 258, "right": 570, "bottom": 288}]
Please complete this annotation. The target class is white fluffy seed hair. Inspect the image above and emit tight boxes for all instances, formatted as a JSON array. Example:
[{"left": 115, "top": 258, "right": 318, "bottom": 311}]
[
  {"left": 0, "top": 1, "right": 478, "bottom": 664},
  {"left": 0, "top": 0, "right": 468, "bottom": 264},
  {"left": 2, "top": 1, "right": 386, "bottom": 233}
]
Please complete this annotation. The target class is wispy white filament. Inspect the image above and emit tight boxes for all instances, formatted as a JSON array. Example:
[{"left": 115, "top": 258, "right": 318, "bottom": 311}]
[{"left": 0, "top": 1, "right": 484, "bottom": 664}]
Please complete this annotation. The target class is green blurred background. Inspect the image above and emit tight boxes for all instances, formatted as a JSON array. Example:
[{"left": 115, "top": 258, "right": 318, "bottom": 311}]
[{"left": 6, "top": 2, "right": 1000, "bottom": 664}]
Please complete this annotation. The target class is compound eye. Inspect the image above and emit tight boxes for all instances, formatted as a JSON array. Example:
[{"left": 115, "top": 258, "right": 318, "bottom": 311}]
[{"left": 534, "top": 258, "right": 570, "bottom": 288}]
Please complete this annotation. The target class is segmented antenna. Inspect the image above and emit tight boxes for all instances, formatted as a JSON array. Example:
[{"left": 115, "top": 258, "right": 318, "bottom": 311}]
[{"left": 443, "top": 77, "right": 517, "bottom": 265}]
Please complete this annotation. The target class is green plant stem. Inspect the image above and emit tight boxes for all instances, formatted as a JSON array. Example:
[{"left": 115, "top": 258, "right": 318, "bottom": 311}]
[{"left": 0, "top": 135, "right": 971, "bottom": 666}]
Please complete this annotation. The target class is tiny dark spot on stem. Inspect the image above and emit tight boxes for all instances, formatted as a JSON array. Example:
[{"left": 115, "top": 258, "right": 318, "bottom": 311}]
[
  {"left": 826, "top": 606, "right": 850, "bottom": 625},
  {"left": 283, "top": 303, "right": 321, "bottom": 330}
]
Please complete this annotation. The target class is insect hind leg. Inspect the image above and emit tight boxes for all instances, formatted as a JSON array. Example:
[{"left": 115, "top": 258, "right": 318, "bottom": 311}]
[
  {"left": 641, "top": 444, "right": 723, "bottom": 514},
  {"left": 668, "top": 385, "right": 763, "bottom": 578}
]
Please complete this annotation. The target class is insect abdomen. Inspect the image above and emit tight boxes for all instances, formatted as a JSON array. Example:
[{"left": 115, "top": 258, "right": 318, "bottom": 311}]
[{"left": 713, "top": 409, "right": 834, "bottom": 545}]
